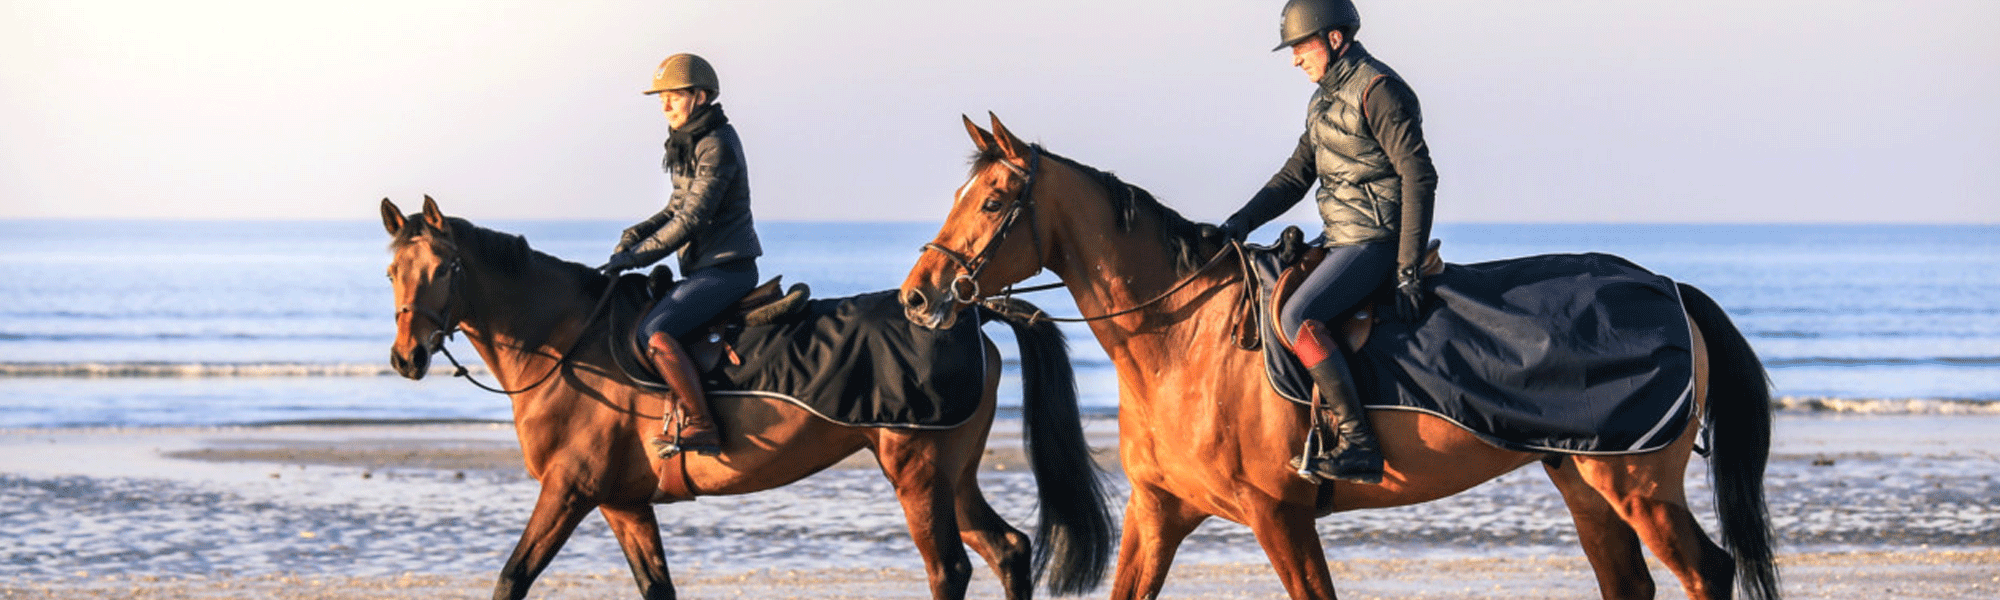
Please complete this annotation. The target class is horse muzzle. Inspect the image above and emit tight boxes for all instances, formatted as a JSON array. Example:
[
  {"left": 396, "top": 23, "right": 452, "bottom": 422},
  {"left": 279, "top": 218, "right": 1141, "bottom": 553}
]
[
  {"left": 389, "top": 337, "right": 439, "bottom": 380},
  {"left": 900, "top": 286, "right": 959, "bottom": 330},
  {"left": 390, "top": 347, "right": 431, "bottom": 380}
]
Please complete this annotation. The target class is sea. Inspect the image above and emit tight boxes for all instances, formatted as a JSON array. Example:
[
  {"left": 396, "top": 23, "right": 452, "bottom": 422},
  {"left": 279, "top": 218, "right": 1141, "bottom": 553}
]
[{"left": 2, "top": 220, "right": 1998, "bottom": 429}]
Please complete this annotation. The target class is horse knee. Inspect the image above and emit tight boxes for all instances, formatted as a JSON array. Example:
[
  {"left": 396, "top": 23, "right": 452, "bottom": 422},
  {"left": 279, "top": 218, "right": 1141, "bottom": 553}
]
[{"left": 928, "top": 554, "right": 975, "bottom": 593}]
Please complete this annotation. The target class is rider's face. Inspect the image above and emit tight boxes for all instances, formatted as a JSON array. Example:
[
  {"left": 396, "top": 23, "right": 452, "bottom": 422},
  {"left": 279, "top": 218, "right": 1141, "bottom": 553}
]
[
  {"left": 1289, "top": 31, "right": 1343, "bottom": 82},
  {"left": 659, "top": 89, "right": 704, "bottom": 129}
]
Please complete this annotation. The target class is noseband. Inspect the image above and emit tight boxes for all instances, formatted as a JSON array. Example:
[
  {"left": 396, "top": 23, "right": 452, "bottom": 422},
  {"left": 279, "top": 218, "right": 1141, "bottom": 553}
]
[{"left": 920, "top": 147, "right": 1046, "bottom": 304}]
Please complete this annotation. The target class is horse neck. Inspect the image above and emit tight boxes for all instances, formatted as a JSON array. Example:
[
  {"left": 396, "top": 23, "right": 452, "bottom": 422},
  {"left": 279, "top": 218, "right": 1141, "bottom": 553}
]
[
  {"left": 1039, "top": 169, "right": 1236, "bottom": 362},
  {"left": 454, "top": 258, "right": 594, "bottom": 384}
]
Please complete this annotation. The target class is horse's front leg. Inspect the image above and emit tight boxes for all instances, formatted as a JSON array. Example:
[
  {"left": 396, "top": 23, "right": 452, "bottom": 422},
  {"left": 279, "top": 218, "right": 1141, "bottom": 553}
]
[
  {"left": 493, "top": 483, "right": 593, "bottom": 600},
  {"left": 600, "top": 502, "right": 677, "bottom": 600},
  {"left": 1107, "top": 484, "right": 1206, "bottom": 600},
  {"left": 1242, "top": 493, "right": 1337, "bottom": 600}
]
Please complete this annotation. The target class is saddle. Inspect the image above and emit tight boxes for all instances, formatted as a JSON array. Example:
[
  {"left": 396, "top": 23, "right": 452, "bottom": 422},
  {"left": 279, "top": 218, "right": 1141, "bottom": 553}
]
[
  {"left": 624, "top": 267, "right": 813, "bottom": 378},
  {"left": 1233, "top": 226, "right": 1444, "bottom": 355}
]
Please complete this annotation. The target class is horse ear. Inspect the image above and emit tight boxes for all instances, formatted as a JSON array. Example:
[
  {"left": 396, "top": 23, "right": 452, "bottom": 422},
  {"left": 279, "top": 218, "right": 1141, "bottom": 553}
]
[
  {"left": 988, "top": 112, "right": 1027, "bottom": 160},
  {"left": 963, "top": 114, "right": 995, "bottom": 153},
  {"left": 380, "top": 198, "right": 406, "bottom": 236},
  {"left": 421, "top": 195, "right": 450, "bottom": 235}
]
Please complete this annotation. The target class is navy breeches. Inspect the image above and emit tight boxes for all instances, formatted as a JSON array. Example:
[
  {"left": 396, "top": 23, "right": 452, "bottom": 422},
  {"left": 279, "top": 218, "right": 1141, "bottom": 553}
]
[
  {"left": 637, "top": 260, "right": 760, "bottom": 343},
  {"left": 1276, "top": 241, "right": 1395, "bottom": 342}
]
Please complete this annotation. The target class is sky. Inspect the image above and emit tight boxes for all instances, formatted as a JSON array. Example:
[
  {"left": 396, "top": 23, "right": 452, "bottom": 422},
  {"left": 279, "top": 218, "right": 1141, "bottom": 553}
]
[{"left": 2, "top": 0, "right": 1996, "bottom": 224}]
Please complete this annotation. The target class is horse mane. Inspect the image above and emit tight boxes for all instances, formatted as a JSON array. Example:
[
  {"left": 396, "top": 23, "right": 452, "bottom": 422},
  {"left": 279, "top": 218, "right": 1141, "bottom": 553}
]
[
  {"left": 972, "top": 146, "right": 1222, "bottom": 275},
  {"left": 391, "top": 216, "right": 605, "bottom": 289}
]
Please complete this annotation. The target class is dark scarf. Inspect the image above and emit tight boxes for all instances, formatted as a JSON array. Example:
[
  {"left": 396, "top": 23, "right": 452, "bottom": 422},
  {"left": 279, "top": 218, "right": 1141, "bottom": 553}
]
[{"left": 662, "top": 103, "right": 729, "bottom": 173}]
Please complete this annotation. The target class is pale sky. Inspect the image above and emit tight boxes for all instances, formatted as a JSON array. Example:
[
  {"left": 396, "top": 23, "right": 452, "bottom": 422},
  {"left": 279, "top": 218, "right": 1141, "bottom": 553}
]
[{"left": 3, "top": 0, "right": 1996, "bottom": 223}]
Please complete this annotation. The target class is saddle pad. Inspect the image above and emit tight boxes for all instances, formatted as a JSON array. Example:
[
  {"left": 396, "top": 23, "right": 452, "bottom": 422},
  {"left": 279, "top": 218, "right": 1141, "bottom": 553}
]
[
  {"left": 1255, "top": 251, "right": 1695, "bottom": 455},
  {"left": 707, "top": 290, "right": 987, "bottom": 429}
]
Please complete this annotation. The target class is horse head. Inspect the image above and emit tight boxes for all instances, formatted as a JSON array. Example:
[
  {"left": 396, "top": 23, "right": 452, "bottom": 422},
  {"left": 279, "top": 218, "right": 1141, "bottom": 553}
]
[
  {"left": 380, "top": 195, "right": 462, "bottom": 380},
  {"left": 901, "top": 113, "right": 1053, "bottom": 330}
]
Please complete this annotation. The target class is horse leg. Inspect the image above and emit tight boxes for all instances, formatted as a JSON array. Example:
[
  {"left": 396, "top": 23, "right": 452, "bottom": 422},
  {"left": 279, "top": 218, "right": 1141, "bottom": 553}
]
[
  {"left": 1544, "top": 457, "right": 1655, "bottom": 600},
  {"left": 493, "top": 485, "right": 593, "bottom": 600},
  {"left": 1241, "top": 496, "right": 1338, "bottom": 600},
  {"left": 1107, "top": 486, "right": 1206, "bottom": 600},
  {"left": 952, "top": 466, "right": 1032, "bottom": 600},
  {"left": 877, "top": 433, "right": 974, "bottom": 600},
  {"left": 599, "top": 502, "right": 676, "bottom": 600},
  {"left": 1573, "top": 456, "right": 1736, "bottom": 600}
]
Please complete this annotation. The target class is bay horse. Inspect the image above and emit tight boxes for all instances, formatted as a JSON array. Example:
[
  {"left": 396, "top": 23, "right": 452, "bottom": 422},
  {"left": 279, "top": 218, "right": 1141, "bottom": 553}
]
[
  {"left": 898, "top": 115, "right": 1780, "bottom": 600},
  {"left": 381, "top": 197, "right": 1112, "bottom": 600}
]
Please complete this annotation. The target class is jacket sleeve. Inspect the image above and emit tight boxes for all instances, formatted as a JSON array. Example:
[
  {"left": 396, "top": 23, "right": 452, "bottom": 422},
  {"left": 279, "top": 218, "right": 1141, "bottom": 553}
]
[
  {"left": 1364, "top": 77, "right": 1438, "bottom": 272},
  {"left": 628, "top": 134, "right": 741, "bottom": 266},
  {"left": 1223, "top": 132, "right": 1317, "bottom": 235}
]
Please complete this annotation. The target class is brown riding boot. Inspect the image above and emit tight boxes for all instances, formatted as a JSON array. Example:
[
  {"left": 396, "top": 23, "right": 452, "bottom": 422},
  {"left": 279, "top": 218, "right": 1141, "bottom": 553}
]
[
  {"left": 645, "top": 332, "right": 721, "bottom": 457},
  {"left": 1294, "top": 319, "right": 1383, "bottom": 484}
]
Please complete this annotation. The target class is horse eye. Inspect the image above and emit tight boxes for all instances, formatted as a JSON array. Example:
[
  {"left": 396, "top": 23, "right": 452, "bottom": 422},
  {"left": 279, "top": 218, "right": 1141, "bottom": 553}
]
[{"left": 982, "top": 199, "right": 1003, "bottom": 212}]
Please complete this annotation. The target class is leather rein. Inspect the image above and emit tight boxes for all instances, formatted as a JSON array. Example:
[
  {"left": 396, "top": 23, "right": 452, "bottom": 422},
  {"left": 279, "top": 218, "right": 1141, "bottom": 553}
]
[
  {"left": 403, "top": 256, "right": 618, "bottom": 395},
  {"left": 919, "top": 146, "right": 1243, "bottom": 324}
]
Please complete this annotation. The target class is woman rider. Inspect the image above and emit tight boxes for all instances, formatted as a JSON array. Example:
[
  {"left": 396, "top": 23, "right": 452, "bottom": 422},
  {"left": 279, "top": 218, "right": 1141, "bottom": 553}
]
[
  {"left": 601, "top": 53, "right": 763, "bottom": 457},
  {"left": 1218, "top": 0, "right": 1439, "bottom": 484}
]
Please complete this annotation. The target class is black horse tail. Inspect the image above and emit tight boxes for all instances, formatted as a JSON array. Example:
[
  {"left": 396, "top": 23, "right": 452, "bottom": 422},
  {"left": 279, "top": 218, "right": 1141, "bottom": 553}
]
[
  {"left": 1679, "top": 283, "right": 1781, "bottom": 600},
  {"left": 981, "top": 298, "right": 1113, "bottom": 596}
]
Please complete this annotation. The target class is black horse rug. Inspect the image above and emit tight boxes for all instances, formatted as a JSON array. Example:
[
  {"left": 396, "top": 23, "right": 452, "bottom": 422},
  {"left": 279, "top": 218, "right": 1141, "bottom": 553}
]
[
  {"left": 699, "top": 290, "right": 989, "bottom": 430},
  {"left": 1252, "top": 250, "right": 1695, "bottom": 455}
]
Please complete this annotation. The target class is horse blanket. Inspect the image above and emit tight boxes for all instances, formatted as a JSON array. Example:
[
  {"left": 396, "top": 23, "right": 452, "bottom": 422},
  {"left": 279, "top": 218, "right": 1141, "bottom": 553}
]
[
  {"left": 1251, "top": 250, "right": 1695, "bottom": 454},
  {"left": 705, "top": 290, "right": 988, "bottom": 429}
]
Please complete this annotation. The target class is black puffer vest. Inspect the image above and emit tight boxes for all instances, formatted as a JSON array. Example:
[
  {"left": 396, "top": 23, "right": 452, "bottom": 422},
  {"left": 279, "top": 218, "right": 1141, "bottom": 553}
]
[{"left": 1306, "top": 43, "right": 1406, "bottom": 245}]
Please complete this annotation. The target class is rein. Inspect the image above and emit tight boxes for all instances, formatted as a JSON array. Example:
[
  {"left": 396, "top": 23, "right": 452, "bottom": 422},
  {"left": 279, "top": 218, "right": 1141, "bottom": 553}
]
[
  {"left": 920, "top": 145, "right": 1243, "bottom": 324},
  {"left": 411, "top": 257, "right": 620, "bottom": 395},
  {"left": 983, "top": 243, "right": 1243, "bottom": 325}
]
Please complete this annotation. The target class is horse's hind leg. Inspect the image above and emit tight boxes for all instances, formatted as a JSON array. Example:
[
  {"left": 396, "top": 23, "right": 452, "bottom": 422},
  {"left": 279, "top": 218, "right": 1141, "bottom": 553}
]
[
  {"left": 1573, "top": 455, "right": 1737, "bottom": 600},
  {"left": 953, "top": 462, "right": 1032, "bottom": 600},
  {"left": 877, "top": 432, "right": 974, "bottom": 600},
  {"left": 1545, "top": 456, "right": 1655, "bottom": 600},
  {"left": 599, "top": 502, "right": 676, "bottom": 600},
  {"left": 955, "top": 475, "right": 1032, "bottom": 600}
]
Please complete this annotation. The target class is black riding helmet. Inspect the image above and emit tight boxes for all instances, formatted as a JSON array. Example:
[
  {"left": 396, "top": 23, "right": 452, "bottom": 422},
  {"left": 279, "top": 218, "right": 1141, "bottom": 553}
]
[{"left": 1274, "top": 0, "right": 1361, "bottom": 51}]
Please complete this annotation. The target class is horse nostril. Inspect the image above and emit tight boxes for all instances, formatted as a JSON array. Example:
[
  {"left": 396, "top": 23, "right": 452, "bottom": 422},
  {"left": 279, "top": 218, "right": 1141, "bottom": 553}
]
[{"left": 902, "top": 289, "right": 927, "bottom": 310}]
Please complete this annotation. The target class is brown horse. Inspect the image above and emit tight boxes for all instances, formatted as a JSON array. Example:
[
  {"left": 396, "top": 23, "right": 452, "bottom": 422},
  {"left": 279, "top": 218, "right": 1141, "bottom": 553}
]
[
  {"left": 381, "top": 197, "right": 1112, "bottom": 600},
  {"left": 898, "top": 116, "right": 1779, "bottom": 600}
]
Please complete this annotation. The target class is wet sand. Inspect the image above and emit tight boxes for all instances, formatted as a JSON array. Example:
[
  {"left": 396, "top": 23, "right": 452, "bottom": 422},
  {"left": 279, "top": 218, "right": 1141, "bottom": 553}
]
[
  {"left": 6, "top": 550, "right": 1996, "bottom": 599},
  {"left": 3, "top": 414, "right": 1997, "bottom": 598}
]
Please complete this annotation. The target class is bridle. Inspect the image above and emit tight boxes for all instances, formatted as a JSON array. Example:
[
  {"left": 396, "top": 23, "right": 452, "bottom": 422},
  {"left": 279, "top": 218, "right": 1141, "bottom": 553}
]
[
  {"left": 398, "top": 249, "right": 615, "bottom": 395},
  {"left": 920, "top": 146, "right": 1048, "bottom": 305},
  {"left": 918, "top": 145, "right": 1242, "bottom": 325},
  {"left": 398, "top": 257, "right": 464, "bottom": 355}
]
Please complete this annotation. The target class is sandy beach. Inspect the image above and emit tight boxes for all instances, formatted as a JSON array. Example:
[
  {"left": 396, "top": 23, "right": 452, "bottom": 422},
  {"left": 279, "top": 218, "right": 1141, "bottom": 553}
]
[{"left": 3, "top": 414, "right": 1996, "bottom": 599}]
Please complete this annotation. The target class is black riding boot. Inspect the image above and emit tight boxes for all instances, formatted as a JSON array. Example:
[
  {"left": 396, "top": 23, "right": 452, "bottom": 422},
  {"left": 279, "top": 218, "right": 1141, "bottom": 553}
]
[
  {"left": 1294, "top": 319, "right": 1383, "bottom": 484},
  {"left": 646, "top": 332, "right": 721, "bottom": 458}
]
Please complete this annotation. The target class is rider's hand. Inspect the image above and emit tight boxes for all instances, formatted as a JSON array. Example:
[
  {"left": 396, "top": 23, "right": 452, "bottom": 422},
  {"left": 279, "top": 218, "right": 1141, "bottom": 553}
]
[
  {"left": 1395, "top": 266, "right": 1425, "bottom": 322},
  {"left": 1217, "top": 217, "right": 1251, "bottom": 243},
  {"left": 599, "top": 251, "right": 639, "bottom": 275}
]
